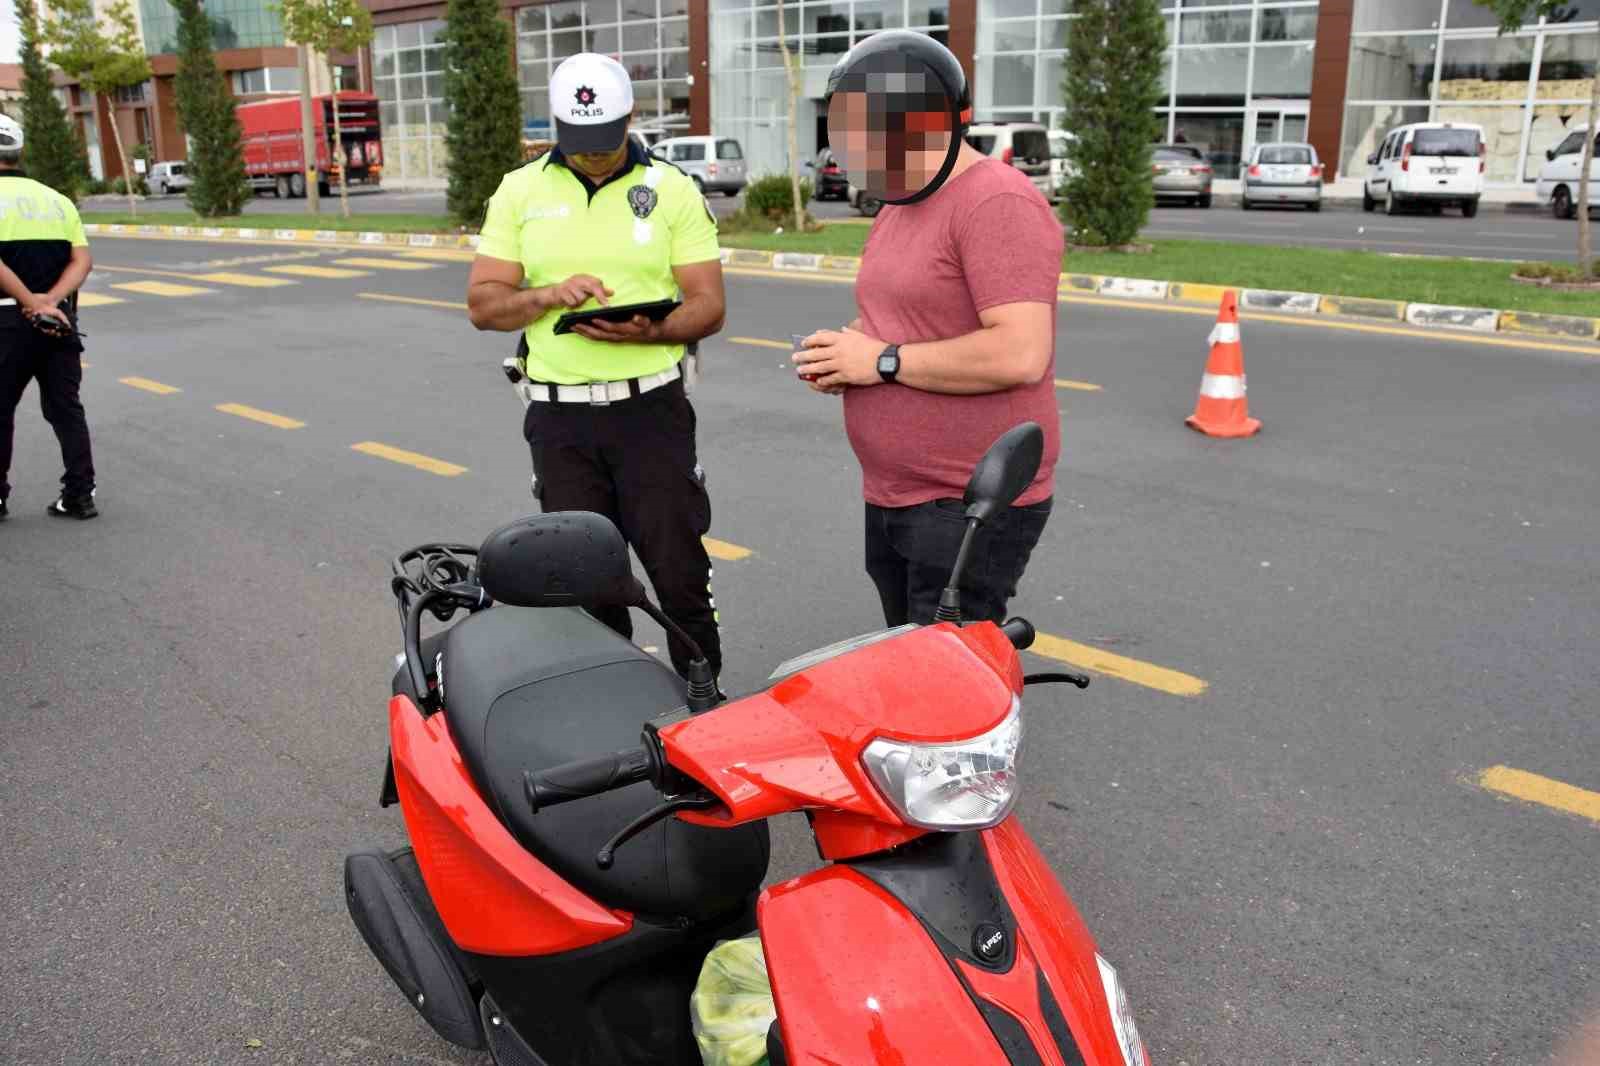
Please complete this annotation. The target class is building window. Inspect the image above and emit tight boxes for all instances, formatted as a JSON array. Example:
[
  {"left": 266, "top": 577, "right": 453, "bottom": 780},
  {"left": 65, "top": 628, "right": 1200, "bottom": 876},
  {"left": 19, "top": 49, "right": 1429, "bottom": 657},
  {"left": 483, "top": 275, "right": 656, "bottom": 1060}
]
[
  {"left": 233, "top": 67, "right": 302, "bottom": 95},
  {"left": 372, "top": 19, "right": 451, "bottom": 184},
  {"left": 114, "top": 81, "right": 149, "bottom": 104},
  {"left": 139, "top": 0, "right": 287, "bottom": 54}
]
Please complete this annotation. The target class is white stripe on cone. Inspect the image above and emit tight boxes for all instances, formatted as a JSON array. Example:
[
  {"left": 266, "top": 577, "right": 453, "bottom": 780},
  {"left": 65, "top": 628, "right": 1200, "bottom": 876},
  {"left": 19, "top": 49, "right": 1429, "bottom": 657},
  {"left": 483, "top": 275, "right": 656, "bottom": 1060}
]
[
  {"left": 1207, "top": 322, "right": 1240, "bottom": 347},
  {"left": 1199, "top": 372, "right": 1247, "bottom": 400}
]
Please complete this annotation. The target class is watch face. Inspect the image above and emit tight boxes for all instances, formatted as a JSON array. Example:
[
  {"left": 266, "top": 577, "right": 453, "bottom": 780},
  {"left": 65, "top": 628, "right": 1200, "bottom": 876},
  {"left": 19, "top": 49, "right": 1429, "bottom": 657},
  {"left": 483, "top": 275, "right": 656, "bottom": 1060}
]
[{"left": 878, "top": 353, "right": 897, "bottom": 373}]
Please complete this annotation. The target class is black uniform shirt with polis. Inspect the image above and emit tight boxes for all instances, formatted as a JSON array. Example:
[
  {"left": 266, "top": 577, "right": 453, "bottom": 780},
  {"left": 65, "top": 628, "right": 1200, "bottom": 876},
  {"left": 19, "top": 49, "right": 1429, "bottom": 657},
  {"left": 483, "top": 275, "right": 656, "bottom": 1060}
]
[
  {"left": 0, "top": 173, "right": 88, "bottom": 298},
  {"left": 477, "top": 140, "right": 720, "bottom": 385}
]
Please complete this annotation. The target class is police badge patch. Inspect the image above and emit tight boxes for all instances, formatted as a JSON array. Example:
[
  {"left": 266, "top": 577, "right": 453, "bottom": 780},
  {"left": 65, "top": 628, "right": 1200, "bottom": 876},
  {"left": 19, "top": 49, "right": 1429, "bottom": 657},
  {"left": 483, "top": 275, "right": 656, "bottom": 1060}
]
[{"left": 627, "top": 184, "right": 658, "bottom": 219}]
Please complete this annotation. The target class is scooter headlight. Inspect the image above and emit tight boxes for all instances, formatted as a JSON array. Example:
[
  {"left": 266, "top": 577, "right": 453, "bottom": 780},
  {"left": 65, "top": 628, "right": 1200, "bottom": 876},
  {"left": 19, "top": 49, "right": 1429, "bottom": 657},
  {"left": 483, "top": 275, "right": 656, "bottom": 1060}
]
[
  {"left": 862, "top": 698, "right": 1021, "bottom": 830},
  {"left": 1096, "top": 954, "right": 1151, "bottom": 1066}
]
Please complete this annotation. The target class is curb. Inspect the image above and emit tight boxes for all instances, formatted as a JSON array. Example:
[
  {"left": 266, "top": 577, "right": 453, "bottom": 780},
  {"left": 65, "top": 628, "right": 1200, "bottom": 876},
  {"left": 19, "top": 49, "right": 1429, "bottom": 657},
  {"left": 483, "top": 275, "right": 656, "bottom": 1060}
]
[{"left": 83, "top": 224, "right": 1600, "bottom": 345}]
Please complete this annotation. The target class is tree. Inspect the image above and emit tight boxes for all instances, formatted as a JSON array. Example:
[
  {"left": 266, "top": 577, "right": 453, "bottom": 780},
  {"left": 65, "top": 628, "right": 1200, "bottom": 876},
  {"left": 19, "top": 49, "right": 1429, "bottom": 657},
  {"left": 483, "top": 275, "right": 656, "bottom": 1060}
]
[
  {"left": 42, "top": 0, "right": 153, "bottom": 216},
  {"left": 1059, "top": 0, "right": 1168, "bottom": 247},
  {"left": 1475, "top": 0, "right": 1597, "bottom": 275},
  {"left": 280, "top": 0, "right": 374, "bottom": 219},
  {"left": 440, "top": 0, "right": 523, "bottom": 228},
  {"left": 16, "top": 0, "right": 87, "bottom": 199},
  {"left": 773, "top": 9, "right": 805, "bottom": 231},
  {"left": 171, "top": 0, "right": 252, "bottom": 216}
]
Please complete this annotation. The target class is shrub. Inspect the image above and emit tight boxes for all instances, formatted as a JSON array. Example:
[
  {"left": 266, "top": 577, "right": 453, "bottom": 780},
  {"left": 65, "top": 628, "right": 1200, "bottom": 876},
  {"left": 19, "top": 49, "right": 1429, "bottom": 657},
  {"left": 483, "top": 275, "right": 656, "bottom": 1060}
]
[{"left": 743, "top": 174, "right": 812, "bottom": 219}]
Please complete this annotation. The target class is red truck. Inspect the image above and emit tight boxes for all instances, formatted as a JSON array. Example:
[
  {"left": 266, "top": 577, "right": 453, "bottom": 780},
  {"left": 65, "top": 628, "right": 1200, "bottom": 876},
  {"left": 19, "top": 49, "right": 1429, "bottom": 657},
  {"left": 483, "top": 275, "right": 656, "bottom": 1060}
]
[{"left": 237, "top": 91, "right": 383, "bottom": 198}]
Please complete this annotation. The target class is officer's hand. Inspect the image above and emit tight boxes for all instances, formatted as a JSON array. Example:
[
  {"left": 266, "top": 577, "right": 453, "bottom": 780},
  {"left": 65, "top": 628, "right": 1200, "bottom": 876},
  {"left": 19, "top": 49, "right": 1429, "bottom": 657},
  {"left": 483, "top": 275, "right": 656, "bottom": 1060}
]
[
  {"left": 547, "top": 274, "right": 613, "bottom": 309},
  {"left": 22, "top": 294, "right": 68, "bottom": 325},
  {"left": 574, "top": 315, "right": 659, "bottom": 344}
]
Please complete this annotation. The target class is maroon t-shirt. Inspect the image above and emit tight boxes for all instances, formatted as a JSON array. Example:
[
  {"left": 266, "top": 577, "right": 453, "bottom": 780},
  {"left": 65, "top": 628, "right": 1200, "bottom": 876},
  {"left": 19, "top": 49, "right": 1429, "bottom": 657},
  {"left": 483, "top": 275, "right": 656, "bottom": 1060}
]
[{"left": 846, "top": 158, "right": 1064, "bottom": 508}]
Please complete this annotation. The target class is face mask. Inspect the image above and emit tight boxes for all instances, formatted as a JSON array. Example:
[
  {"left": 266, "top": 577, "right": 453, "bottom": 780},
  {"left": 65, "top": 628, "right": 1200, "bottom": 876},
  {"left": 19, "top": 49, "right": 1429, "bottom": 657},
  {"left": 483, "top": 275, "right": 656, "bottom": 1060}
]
[{"left": 826, "top": 55, "right": 962, "bottom": 206}]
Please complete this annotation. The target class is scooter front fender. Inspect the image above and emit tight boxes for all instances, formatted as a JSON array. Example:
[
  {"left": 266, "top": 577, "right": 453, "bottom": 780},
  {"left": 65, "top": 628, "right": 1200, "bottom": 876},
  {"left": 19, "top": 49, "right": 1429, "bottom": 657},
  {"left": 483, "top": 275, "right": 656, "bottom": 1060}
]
[{"left": 759, "top": 819, "right": 1137, "bottom": 1065}]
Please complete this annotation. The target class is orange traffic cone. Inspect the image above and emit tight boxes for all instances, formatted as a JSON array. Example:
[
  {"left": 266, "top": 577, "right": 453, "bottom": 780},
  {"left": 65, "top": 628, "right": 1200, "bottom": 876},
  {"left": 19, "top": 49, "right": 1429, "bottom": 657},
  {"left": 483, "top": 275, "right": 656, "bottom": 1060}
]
[{"left": 1186, "top": 289, "right": 1261, "bottom": 438}]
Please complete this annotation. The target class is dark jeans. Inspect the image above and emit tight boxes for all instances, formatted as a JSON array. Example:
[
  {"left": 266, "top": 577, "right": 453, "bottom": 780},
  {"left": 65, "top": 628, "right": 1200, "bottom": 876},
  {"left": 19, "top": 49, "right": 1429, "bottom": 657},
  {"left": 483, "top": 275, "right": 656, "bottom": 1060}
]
[
  {"left": 0, "top": 327, "right": 95, "bottom": 502},
  {"left": 865, "top": 497, "right": 1053, "bottom": 627},
  {"left": 523, "top": 378, "right": 720, "bottom": 678}
]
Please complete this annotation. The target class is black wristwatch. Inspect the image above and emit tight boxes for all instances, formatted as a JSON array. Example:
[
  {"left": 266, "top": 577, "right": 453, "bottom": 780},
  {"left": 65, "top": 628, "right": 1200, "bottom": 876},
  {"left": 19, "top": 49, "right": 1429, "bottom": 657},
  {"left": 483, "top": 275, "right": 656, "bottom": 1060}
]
[{"left": 877, "top": 344, "right": 901, "bottom": 384}]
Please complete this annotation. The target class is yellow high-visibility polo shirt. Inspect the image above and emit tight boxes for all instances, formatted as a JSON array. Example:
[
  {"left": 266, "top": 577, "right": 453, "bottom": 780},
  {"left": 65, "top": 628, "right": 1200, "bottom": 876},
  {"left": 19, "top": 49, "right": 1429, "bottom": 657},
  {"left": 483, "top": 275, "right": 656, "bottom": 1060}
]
[{"left": 476, "top": 143, "right": 720, "bottom": 385}]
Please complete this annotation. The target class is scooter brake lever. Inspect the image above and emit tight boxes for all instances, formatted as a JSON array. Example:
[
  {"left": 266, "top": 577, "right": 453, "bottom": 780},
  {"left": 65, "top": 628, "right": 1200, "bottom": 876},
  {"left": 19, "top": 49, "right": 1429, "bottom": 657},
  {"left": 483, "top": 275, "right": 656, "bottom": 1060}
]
[
  {"left": 595, "top": 792, "right": 722, "bottom": 870},
  {"left": 1023, "top": 671, "right": 1091, "bottom": 690}
]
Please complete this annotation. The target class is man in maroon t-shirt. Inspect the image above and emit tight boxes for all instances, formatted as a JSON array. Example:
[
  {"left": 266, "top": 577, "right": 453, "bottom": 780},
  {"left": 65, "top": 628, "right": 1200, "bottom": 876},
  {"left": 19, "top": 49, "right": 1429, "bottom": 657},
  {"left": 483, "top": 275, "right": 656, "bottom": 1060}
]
[{"left": 795, "top": 33, "right": 1063, "bottom": 627}]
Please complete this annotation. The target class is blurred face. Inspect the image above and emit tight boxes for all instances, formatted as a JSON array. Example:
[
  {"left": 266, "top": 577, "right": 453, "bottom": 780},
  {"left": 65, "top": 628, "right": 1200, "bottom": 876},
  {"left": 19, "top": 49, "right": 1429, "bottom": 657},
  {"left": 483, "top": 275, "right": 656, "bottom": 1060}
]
[
  {"left": 827, "top": 71, "right": 957, "bottom": 202},
  {"left": 568, "top": 140, "right": 630, "bottom": 181}
]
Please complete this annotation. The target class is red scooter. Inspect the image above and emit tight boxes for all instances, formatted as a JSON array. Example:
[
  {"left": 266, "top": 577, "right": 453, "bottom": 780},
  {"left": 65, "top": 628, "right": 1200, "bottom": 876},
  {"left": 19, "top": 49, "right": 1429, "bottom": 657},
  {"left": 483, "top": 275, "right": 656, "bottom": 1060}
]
[{"left": 345, "top": 423, "right": 1153, "bottom": 1066}]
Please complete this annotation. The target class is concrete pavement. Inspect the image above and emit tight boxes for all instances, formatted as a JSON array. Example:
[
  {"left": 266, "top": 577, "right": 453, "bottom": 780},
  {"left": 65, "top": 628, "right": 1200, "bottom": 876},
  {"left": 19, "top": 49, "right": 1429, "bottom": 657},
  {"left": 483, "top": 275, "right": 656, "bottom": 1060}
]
[{"left": 2, "top": 237, "right": 1598, "bottom": 1064}]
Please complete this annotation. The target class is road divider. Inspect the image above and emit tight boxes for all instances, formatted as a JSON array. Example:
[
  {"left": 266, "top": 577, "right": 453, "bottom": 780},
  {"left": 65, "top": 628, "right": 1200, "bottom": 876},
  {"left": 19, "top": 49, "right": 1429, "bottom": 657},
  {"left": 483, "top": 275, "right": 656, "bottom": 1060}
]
[
  {"left": 120, "top": 376, "right": 182, "bottom": 395},
  {"left": 1477, "top": 765, "right": 1600, "bottom": 826},
  {"left": 217, "top": 403, "right": 305, "bottom": 429},
  {"left": 1029, "top": 631, "right": 1208, "bottom": 697},
  {"left": 350, "top": 442, "right": 467, "bottom": 477}
]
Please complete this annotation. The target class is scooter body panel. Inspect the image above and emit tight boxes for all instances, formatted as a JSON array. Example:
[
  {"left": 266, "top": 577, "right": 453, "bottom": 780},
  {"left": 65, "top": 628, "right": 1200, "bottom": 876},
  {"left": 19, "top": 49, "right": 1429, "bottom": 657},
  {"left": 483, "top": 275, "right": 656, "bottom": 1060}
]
[{"left": 388, "top": 693, "right": 631, "bottom": 956}]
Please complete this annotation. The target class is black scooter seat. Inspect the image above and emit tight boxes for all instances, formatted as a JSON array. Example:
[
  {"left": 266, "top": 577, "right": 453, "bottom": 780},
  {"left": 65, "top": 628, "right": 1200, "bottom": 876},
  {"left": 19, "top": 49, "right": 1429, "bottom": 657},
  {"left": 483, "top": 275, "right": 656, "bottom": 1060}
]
[{"left": 433, "top": 605, "right": 768, "bottom": 924}]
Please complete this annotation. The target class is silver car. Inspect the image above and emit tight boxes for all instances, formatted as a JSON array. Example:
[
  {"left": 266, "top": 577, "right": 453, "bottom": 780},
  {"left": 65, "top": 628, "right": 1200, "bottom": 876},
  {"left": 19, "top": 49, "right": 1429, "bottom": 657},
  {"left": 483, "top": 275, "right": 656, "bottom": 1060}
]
[
  {"left": 1152, "top": 145, "right": 1213, "bottom": 207},
  {"left": 1242, "top": 142, "right": 1323, "bottom": 211},
  {"left": 651, "top": 136, "right": 748, "bottom": 197},
  {"left": 149, "top": 161, "right": 191, "bottom": 196}
]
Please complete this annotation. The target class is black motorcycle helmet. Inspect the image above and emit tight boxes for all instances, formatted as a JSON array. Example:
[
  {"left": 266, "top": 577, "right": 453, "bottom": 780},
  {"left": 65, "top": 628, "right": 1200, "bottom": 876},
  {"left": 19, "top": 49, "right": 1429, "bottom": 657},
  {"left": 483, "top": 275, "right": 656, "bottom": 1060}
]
[{"left": 824, "top": 31, "right": 972, "bottom": 206}]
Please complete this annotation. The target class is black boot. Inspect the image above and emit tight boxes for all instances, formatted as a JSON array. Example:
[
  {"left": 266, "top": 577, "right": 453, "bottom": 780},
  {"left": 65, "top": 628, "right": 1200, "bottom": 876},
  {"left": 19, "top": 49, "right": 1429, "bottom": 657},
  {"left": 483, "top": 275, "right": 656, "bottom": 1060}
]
[{"left": 47, "top": 493, "right": 98, "bottom": 520}]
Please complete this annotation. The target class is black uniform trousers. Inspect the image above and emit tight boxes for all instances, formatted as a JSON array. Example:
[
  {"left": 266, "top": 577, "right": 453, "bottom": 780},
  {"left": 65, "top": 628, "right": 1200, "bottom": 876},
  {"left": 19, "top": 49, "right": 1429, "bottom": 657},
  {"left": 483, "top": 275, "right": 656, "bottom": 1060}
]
[
  {"left": 523, "top": 377, "right": 720, "bottom": 678},
  {"left": 0, "top": 318, "right": 94, "bottom": 502}
]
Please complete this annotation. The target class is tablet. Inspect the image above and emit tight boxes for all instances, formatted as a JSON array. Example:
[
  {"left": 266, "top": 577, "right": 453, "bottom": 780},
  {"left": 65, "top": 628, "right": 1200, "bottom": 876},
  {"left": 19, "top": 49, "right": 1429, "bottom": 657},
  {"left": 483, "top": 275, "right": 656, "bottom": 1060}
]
[{"left": 553, "top": 298, "right": 682, "bottom": 335}]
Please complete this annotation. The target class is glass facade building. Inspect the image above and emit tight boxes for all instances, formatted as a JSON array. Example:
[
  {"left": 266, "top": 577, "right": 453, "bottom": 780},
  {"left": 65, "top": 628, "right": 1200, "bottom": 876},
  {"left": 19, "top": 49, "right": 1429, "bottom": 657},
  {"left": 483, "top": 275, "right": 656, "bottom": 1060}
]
[
  {"left": 373, "top": 20, "right": 453, "bottom": 184},
  {"left": 140, "top": 0, "right": 287, "bottom": 54}
]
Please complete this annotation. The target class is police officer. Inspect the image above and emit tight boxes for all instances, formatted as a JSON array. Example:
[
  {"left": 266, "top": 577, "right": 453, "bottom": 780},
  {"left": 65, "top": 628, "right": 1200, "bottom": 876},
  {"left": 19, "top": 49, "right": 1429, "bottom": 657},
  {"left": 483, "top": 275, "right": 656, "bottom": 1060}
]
[
  {"left": 467, "top": 53, "right": 727, "bottom": 680},
  {"left": 0, "top": 115, "right": 97, "bottom": 522}
]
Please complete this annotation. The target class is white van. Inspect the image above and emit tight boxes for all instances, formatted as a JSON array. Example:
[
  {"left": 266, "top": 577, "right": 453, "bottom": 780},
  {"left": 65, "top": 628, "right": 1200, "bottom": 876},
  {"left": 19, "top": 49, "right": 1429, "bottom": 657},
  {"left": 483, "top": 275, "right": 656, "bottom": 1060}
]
[
  {"left": 1362, "top": 123, "right": 1484, "bottom": 218},
  {"left": 650, "top": 136, "right": 748, "bottom": 196},
  {"left": 149, "top": 161, "right": 191, "bottom": 196},
  {"left": 1534, "top": 125, "right": 1599, "bottom": 220}
]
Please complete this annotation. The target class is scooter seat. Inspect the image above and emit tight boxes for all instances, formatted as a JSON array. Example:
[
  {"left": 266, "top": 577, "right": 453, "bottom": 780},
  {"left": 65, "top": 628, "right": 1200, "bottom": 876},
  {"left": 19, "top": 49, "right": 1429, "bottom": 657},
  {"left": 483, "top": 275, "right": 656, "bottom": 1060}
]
[{"left": 436, "top": 605, "right": 769, "bottom": 924}]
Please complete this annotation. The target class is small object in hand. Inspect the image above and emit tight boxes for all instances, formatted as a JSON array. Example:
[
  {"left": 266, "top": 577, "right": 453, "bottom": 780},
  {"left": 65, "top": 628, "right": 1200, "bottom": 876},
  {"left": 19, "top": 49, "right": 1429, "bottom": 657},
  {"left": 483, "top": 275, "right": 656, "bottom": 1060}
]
[
  {"left": 26, "top": 307, "right": 84, "bottom": 341},
  {"left": 793, "top": 333, "right": 819, "bottom": 381}
]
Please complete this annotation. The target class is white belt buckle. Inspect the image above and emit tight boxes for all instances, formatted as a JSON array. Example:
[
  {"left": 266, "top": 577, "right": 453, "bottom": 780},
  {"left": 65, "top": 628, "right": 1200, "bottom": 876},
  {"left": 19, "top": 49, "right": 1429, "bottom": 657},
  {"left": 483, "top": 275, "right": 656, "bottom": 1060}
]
[{"left": 589, "top": 382, "right": 612, "bottom": 406}]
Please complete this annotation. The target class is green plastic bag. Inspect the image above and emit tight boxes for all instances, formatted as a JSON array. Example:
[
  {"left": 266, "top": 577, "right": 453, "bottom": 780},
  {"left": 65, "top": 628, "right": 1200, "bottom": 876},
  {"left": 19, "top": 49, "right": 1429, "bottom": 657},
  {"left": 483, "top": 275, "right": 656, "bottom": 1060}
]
[{"left": 691, "top": 934, "right": 775, "bottom": 1066}]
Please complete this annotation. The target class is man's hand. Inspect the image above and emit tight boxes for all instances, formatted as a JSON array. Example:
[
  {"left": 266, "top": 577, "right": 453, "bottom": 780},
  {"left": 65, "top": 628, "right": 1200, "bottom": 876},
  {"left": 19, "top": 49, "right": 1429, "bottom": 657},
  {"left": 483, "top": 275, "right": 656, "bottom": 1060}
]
[
  {"left": 793, "top": 327, "right": 886, "bottom": 390},
  {"left": 573, "top": 314, "right": 661, "bottom": 343},
  {"left": 22, "top": 294, "right": 68, "bottom": 326},
  {"left": 546, "top": 274, "right": 613, "bottom": 310}
]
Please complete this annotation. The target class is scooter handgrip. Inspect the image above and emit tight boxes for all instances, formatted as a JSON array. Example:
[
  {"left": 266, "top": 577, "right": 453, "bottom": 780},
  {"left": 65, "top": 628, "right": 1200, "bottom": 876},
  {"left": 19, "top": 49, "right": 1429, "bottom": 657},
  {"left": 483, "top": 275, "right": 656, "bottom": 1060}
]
[{"left": 525, "top": 747, "right": 652, "bottom": 812}]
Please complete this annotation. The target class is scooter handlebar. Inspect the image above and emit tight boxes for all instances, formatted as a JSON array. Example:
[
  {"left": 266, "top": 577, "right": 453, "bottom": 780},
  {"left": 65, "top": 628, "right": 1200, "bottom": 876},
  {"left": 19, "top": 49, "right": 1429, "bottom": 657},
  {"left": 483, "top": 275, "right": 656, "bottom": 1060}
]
[{"left": 524, "top": 747, "right": 654, "bottom": 812}]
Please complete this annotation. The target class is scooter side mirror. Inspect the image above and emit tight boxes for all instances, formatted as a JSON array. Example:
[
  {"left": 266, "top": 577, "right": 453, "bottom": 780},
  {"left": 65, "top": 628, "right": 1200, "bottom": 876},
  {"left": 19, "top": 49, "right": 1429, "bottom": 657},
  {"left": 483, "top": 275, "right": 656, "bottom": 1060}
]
[
  {"left": 477, "top": 512, "right": 646, "bottom": 609},
  {"left": 962, "top": 422, "right": 1044, "bottom": 525}
]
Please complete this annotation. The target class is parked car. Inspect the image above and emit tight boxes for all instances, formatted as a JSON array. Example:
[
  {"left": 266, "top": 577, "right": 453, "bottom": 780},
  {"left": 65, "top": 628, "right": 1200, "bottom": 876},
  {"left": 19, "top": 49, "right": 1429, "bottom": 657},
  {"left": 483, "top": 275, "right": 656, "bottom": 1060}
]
[
  {"left": 1151, "top": 144, "right": 1213, "bottom": 207},
  {"left": 808, "top": 148, "right": 850, "bottom": 201},
  {"left": 847, "top": 181, "right": 882, "bottom": 218},
  {"left": 148, "top": 161, "right": 191, "bottom": 196},
  {"left": 1241, "top": 142, "right": 1323, "bottom": 211},
  {"left": 1362, "top": 122, "right": 1484, "bottom": 217},
  {"left": 1048, "top": 130, "right": 1077, "bottom": 199},
  {"left": 651, "top": 135, "right": 748, "bottom": 196},
  {"left": 964, "top": 121, "right": 1053, "bottom": 199},
  {"left": 1534, "top": 125, "right": 1600, "bottom": 220}
]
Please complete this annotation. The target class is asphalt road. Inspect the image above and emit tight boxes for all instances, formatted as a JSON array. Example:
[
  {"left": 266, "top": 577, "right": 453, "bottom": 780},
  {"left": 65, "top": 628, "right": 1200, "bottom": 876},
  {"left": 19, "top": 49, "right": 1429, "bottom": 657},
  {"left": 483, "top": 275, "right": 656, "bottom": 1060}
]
[
  {"left": 3, "top": 236, "right": 1598, "bottom": 1065},
  {"left": 116, "top": 184, "right": 1594, "bottom": 261}
]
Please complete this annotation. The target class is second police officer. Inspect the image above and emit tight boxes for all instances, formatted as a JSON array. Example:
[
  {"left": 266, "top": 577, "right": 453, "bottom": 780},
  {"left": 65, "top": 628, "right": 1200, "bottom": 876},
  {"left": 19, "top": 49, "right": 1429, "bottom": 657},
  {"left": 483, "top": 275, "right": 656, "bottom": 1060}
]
[{"left": 467, "top": 53, "right": 728, "bottom": 684}]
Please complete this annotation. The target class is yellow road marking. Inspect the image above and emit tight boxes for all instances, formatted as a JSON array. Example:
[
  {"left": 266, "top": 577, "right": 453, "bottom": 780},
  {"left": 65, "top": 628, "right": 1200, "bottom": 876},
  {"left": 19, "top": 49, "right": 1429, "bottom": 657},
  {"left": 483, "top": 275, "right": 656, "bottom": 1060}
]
[
  {"left": 1477, "top": 766, "right": 1600, "bottom": 825},
  {"left": 196, "top": 271, "right": 297, "bottom": 288},
  {"left": 400, "top": 249, "right": 475, "bottom": 262},
  {"left": 351, "top": 441, "right": 467, "bottom": 477},
  {"left": 333, "top": 256, "right": 437, "bottom": 271},
  {"left": 722, "top": 267, "right": 1600, "bottom": 359},
  {"left": 216, "top": 403, "right": 305, "bottom": 429},
  {"left": 265, "top": 264, "right": 370, "bottom": 279},
  {"left": 1055, "top": 378, "right": 1102, "bottom": 391},
  {"left": 729, "top": 336, "right": 794, "bottom": 350},
  {"left": 358, "top": 292, "right": 467, "bottom": 311},
  {"left": 1029, "top": 632, "right": 1208, "bottom": 697},
  {"left": 111, "top": 279, "right": 214, "bottom": 297},
  {"left": 703, "top": 537, "right": 753, "bottom": 561},
  {"left": 120, "top": 376, "right": 182, "bottom": 395},
  {"left": 76, "top": 292, "right": 124, "bottom": 307}
]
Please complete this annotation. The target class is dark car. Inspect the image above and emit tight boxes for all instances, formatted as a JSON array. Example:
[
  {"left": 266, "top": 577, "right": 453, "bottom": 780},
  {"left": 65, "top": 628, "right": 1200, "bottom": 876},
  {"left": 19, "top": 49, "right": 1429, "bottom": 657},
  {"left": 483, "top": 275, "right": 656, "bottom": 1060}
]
[{"left": 810, "top": 149, "right": 850, "bottom": 201}]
